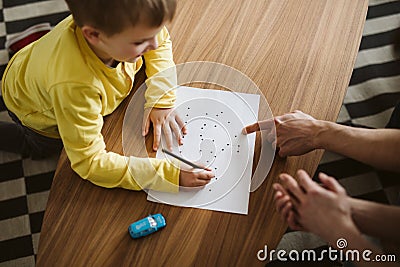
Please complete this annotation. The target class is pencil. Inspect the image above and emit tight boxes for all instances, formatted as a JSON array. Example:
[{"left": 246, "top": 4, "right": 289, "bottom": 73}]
[{"left": 161, "top": 148, "right": 204, "bottom": 169}]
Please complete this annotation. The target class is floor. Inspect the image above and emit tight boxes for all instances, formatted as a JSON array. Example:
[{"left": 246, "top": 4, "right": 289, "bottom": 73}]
[{"left": 0, "top": 0, "right": 399, "bottom": 266}]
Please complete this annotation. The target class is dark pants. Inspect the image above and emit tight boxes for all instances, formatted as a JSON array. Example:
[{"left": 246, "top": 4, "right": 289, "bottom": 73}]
[{"left": 0, "top": 96, "right": 63, "bottom": 159}]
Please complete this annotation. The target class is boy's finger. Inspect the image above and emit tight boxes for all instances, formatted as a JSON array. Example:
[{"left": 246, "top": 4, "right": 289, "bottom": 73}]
[
  {"left": 142, "top": 115, "right": 150, "bottom": 136},
  {"left": 175, "top": 114, "right": 187, "bottom": 135},
  {"left": 169, "top": 121, "right": 182, "bottom": 145},
  {"left": 193, "top": 162, "right": 212, "bottom": 172},
  {"left": 153, "top": 124, "right": 162, "bottom": 151},
  {"left": 198, "top": 170, "right": 215, "bottom": 180},
  {"left": 162, "top": 123, "right": 173, "bottom": 150},
  {"left": 195, "top": 179, "right": 209, "bottom": 187}
]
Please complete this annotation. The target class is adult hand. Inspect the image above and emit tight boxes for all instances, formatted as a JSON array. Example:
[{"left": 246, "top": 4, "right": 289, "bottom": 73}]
[
  {"left": 274, "top": 170, "right": 359, "bottom": 244},
  {"left": 273, "top": 182, "right": 303, "bottom": 231},
  {"left": 243, "top": 118, "right": 276, "bottom": 144},
  {"left": 142, "top": 107, "right": 187, "bottom": 151},
  {"left": 244, "top": 110, "right": 324, "bottom": 157}
]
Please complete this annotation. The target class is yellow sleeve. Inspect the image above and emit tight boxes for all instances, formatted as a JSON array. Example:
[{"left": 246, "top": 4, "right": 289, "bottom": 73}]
[
  {"left": 143, "top": 26, "right": 177, "bottom": 109},
  {"left": 49, "top": 83, "right": 179, "bottom": 192}
]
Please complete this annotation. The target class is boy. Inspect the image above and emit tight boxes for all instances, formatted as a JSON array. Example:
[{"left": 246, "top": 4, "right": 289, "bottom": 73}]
[{"left": 0, "top": 0, "right": 214, "bottom": 191}]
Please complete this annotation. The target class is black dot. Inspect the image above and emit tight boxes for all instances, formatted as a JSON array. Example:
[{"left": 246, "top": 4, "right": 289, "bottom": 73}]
[
  {"left": 235, "top": 135, "right": 237, "bottom": 138},
  {"left": 221, "top": 111, "right": 223, "bottom": 114},
  {"left": 228, "top": 121, "right": 230, "bottom": 124},
  {"left": 206, "top": 113, "right": 208, "bottom": 115},
  {"left": 216, "top": 114, "right": 219, "bottom": 117},
  {"left": 188, "top": 107, "right": 190, "bottom": 109},
  {"left": 204, "top": 123, "right": 206, "bottom": 126},
  {"left": 212, "top": 139, "right": 215, "bottom": 142},
  {"left": 227, "top": 144, "right": 230, "bottom": 146},
  {"left": 200, "top": 134, "right": 202, "bottom": 137},
  {"left": 201, "top": 127, "right": 203, "bottom": 130},
  {"left": 186, "top": 114, "right": 189, "bottom": 117},
  {"left": 214, "top": 125, "right": 217, "bottom": 127},
  {"left": 222, "top": 148, "right": 224, "bottom": 151},
  {"left": 209, "top": 189, "right": 212, "bottom": 192},
  {"left": 238, "top": 145, "right": 240, "bottom": 147},
  {"left": 237, "top": 150, "right": 240, "bottom": 153}
]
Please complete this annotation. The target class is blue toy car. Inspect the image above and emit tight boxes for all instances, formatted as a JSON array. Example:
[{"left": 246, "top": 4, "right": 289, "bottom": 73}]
[{"left": 128, "top": 214, "right": 166, "bottom": 239}]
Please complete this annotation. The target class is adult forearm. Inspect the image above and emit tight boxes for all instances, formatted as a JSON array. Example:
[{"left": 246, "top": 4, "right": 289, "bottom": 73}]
[
  {"left": 349, "top": 198, "right": 400, "bottom": 244},
  {"left": 316, "top": 121, "right": 400, "bottom": 173}
]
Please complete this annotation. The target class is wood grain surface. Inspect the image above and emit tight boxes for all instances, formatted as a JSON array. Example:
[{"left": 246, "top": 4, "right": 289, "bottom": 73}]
[{"left": 37, "top": 0, "right": 368, "bottom": 266}]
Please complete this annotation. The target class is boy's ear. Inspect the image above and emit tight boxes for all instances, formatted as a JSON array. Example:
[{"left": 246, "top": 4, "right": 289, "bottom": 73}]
[{"left": 81, "top": 25, "right": 101, "bottom": 45}]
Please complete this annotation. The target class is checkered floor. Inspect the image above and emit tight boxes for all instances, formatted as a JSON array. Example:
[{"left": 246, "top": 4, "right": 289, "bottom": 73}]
[
  {"left": 0, "top": 151, "right": 59, "bottom": 265},
  {"left": 0, "top": 1, "right": 69, "bottom": 265},
  {"left": 0, "top": 0, "right": 399, "bottom": 266}
]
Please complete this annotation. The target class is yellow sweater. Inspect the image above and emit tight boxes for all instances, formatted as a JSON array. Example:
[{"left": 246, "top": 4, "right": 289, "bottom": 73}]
[{"left": 1, "top": 15, "right": 179, "bottom": 192}]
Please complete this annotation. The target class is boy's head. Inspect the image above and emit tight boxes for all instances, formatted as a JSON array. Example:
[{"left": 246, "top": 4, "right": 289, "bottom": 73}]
[
  {"left": 65, "top": 0, "right": 176, "bottom": 36},
  {"left": 65, "top": 0, "right": 177, "bottom": 64}
]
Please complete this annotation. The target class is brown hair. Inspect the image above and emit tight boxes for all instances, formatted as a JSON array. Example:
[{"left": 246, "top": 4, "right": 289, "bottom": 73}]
[{"left": 65, "top": 0, "right": 176, "bottom": 36}]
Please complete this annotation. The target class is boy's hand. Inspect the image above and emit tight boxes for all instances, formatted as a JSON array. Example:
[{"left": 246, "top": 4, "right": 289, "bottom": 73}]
[
  {"left": 179, "top": 166, "right": 215, "bottom": 187},
  {"left": 142, "top": 108, "right": 187, "bottom": 151}
]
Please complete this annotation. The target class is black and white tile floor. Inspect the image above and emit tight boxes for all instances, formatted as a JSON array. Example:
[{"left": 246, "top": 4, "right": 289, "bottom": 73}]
[{"left": 0, "top": 0, "right": 399, "bottom": 266}]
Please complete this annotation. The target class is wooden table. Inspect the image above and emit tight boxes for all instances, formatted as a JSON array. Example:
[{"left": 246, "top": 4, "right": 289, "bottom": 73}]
[{"left": 37, "top": 1, "right": 367, "bottom": 266}]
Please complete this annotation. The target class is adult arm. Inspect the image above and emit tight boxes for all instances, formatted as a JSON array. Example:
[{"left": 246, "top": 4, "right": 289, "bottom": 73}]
[
  {"left": 316, "top": 119, "right": 400, "bottom": 173},
  {"left": 245, "top": 110, "right": 400, "bottom": 173},
  {"left": 349, "top": 197, "right": 400, "bottom": 244}
]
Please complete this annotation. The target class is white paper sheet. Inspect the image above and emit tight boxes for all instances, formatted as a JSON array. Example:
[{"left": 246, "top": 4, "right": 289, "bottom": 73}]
[{"left": 147, "top": 86, "right": 259, "bottom": 214}]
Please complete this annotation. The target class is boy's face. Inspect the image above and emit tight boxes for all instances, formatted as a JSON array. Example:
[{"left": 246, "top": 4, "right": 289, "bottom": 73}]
[{"left": 88, "top": 23, "right": 164, "bottom": 64}]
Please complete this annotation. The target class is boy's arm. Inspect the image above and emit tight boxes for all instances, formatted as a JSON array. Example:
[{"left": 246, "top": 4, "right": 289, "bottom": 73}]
[
  {"left": 49, "top": 83, "right": 180, "bottom": 192},
  {"left": 142, "top": 26, "right": 176, "bottom": 109},
  {"left": 141, "top": 27, "right": 187, "bottom": 151}
]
